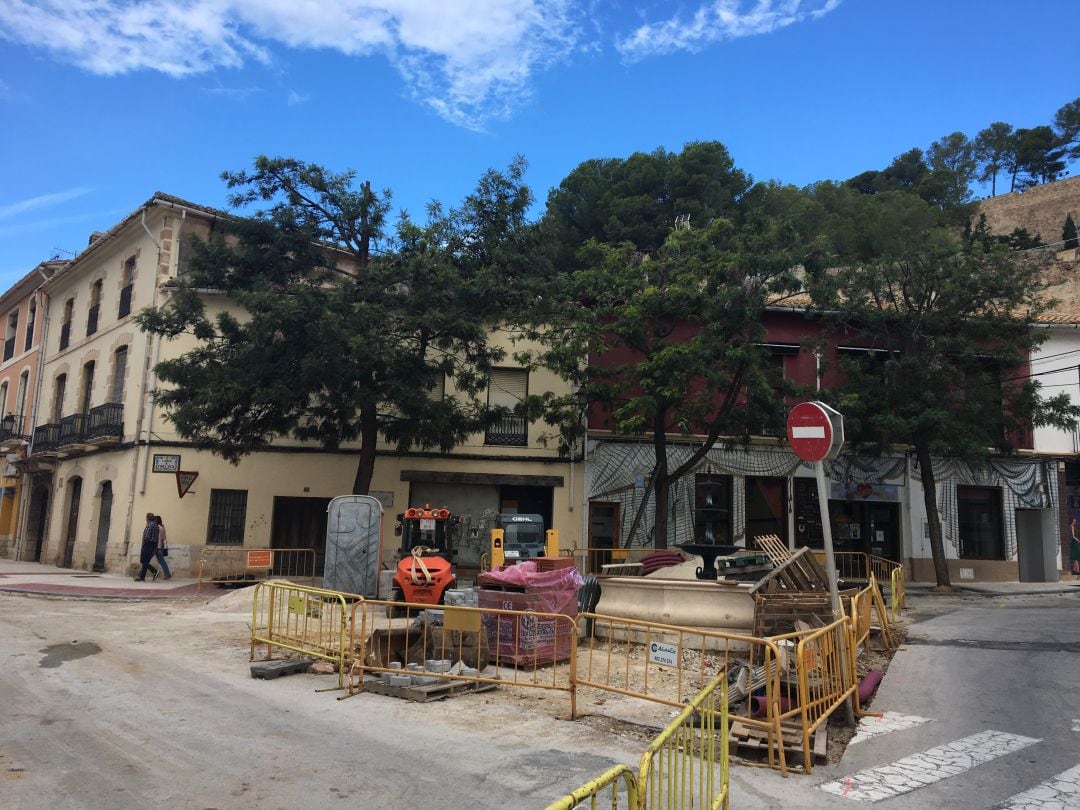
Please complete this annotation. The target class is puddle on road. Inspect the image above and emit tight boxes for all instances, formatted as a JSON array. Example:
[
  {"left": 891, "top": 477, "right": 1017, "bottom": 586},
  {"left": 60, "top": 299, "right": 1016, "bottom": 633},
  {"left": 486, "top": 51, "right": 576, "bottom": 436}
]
[{"left": 38, "top": 641, "right": 101, "bottom": 669}]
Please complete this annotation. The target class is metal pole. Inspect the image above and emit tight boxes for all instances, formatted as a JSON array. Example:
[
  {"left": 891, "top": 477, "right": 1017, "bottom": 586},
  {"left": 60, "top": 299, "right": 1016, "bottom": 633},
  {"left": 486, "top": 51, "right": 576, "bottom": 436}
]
[{"left": 814, "top": 461, "right": 841, "bottom": 618}]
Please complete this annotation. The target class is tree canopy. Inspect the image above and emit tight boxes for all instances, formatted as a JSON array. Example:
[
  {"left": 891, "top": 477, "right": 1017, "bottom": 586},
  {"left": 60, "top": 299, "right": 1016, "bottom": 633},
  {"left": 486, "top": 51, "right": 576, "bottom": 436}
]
[
  {"left": 807, "top": 187, "right": 1079, "bottom": 585},
  {"left": 138, "top": 156, "right": 538, "bottom": 494}
]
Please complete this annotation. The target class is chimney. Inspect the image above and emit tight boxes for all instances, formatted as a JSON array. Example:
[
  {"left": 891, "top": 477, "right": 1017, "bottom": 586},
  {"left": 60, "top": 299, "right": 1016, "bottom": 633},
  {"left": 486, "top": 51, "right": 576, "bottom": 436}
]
[{"left": 88, "top": 231, "right": 104, "bottom": 246}]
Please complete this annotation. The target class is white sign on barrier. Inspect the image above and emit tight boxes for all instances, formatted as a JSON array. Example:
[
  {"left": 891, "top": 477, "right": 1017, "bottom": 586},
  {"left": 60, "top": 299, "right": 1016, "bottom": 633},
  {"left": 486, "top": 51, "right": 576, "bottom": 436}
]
[{"left": 648, "top": 641, "right": 678, "bottom": 667}]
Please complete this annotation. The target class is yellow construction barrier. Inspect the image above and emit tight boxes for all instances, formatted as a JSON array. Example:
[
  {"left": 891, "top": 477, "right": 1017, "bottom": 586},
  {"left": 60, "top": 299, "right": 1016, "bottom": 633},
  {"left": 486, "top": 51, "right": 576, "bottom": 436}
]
[
  {"left": 769, "top": 615, "right": 873, "bottom": 774},
  {"left": 576, "top": 612, "right": 789, "bottom": 775},
  {"left": 639, "top": 672, "right": 730, "bottom": 810},
  {"left": 199, "top": 546, "right": 316, "bottom": 592},
  {"left": 547, "top": 673, "right": 730, "bottom": 810},
  {"left": 545, "top": 764, "right": 639, "bottom": 810},
  {"left": 347, "top": 598, "right": 578, "bottom": 716},
  {"left": 890, "top": 565, "right": 906, "bottom": 618},
  {"left": 250, "top": 581, "right": 354, "bottom": 689}
]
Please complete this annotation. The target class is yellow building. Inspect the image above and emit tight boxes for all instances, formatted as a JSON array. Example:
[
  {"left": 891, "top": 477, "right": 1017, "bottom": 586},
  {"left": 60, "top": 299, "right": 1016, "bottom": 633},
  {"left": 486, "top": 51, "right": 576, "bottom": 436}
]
[{"left": 15, "top": 194, "right": 581, "bottom": 576}]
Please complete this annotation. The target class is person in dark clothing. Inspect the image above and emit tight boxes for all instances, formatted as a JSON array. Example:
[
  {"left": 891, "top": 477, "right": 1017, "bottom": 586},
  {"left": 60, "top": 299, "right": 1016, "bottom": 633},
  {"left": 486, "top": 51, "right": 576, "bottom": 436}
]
[{"left": 135, "top": 512, "right": 160, "bottom": 582}]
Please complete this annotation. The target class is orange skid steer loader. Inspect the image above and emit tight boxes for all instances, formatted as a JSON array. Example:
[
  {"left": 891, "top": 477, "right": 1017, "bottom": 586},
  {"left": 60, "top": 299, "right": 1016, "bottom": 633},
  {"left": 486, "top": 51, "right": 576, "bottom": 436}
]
[{"left": 391, "top": 505, "right": 459, "bottom": 606}]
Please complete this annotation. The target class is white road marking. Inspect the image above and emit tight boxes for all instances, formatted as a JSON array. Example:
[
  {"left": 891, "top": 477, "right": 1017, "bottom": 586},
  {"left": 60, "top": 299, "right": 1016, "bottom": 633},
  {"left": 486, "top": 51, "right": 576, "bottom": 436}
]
[
  {"left": 819, "top": 730, "right": 1041, "bottom": 803},
  {"left": 849, "top": 711, "right": 934, "bottom": 745},
  {"left": 1072, "top": 719, "right": 1080, "bottom": 733},
  {"left": 792, "top": 426, "right": 826, "bottom": 438},
  {"left": 992, "top": 764, "right": 1080, "bottom": 809}
]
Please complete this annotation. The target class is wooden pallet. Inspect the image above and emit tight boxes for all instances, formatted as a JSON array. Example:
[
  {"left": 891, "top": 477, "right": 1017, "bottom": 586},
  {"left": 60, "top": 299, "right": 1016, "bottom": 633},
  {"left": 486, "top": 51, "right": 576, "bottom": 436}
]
[
  {"left": 729, "top": 719, "right": 828, "bottom": 766},
  {"left": 362, "top": 675, "right": 498, "bottom": 703},
  {"left": 750, "top": 547, "right": 831, "bottom": 594}
]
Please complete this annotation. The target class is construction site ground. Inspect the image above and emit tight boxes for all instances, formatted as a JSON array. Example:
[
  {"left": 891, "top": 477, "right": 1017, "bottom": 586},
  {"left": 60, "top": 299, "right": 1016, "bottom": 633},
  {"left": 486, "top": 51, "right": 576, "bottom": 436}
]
[{"left": 3, "top": 559, "right": 1077, "bottom": 809}]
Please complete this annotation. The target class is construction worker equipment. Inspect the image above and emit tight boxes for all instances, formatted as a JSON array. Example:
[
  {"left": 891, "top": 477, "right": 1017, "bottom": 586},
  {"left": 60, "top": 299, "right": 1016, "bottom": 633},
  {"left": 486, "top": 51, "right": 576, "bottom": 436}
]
[{"left": 391, "top": 505, "right": 459, "bottom": 605}]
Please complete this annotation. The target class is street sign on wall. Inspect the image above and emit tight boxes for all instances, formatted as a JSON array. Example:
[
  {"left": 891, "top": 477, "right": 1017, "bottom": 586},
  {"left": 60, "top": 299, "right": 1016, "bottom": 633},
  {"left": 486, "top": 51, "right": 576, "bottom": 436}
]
[{"left": 787, "top": 401, "right": 844, "bottom": 462}]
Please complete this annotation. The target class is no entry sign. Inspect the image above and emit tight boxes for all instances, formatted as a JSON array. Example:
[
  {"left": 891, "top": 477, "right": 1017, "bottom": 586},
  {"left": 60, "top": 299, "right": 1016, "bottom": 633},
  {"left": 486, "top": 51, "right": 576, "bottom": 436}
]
[{"left": 787, "top": 401, "right": 844, "bottom": 462}]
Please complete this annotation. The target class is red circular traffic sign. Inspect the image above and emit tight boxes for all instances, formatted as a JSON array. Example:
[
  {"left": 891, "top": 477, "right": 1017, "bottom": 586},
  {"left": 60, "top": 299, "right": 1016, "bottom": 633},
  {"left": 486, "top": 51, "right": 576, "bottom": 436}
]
[{"left": 787, "top": 402, "right": 835, "bottom": 462}]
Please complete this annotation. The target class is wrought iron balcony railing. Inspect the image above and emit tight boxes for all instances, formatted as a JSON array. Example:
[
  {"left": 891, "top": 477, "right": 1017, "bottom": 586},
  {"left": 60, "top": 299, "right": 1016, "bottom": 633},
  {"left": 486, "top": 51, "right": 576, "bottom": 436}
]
[
  {"left": 484, "top": 413, "right": 528, "bottom": 447},
  {"left": 118, "top": 285, "right": 133, "bottom": 318},
  {"left": 32, "top": 423, "right": 60, "bottom": 454},
  {"left": 0, "top": 414, "right": 26, "bottom": 443},
  {"left": 86, "top": 402, "right": 123, "bottom": 441},
  {"left": 59, "top": 321, "right": 71, "bottom": 350},
  {"left": 86, "top": 304, "right": 99, "bottom": 336},
  {"left": 58, "top": 413, "right": 89, "bottom": 446},
  {"left": 3, "top": 337, "right": 14, "bottom": 362}
]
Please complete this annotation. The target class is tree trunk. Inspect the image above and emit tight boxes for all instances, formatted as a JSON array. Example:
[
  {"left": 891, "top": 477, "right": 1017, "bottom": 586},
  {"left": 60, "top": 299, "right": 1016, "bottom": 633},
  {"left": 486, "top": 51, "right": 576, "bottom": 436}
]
[
  {"left": 652, "top": 412, "right": 670, "bottom": 549},
  {"left": 352, "top": 407, "right": 379, "bottom": 495},
  {"left": 915, "top": 441, "right": 952, "bottom": 588}
]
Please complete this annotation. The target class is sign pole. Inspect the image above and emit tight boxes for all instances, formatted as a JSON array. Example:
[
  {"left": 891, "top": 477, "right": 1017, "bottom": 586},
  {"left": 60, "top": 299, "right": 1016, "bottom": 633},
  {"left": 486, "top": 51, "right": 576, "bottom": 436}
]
[{"left": 814, "top": 460, "right": 842, "bottom": 619}]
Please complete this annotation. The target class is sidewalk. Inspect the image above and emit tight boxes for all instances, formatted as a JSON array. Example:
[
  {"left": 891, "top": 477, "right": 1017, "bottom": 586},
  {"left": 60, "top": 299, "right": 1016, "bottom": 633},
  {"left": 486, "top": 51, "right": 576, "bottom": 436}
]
[
  {"left": 0, "top": 557, "right": 205, "bottom": 599},
  {"left": 906, "top": 578, "right": 1080, "bottom": 597}
]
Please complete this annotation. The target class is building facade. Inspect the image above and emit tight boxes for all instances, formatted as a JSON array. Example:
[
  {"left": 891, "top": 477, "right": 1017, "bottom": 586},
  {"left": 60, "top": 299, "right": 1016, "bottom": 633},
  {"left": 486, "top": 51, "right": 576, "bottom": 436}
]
[{"left": 10, "top": 194, "right": 581, "bottom": 578}]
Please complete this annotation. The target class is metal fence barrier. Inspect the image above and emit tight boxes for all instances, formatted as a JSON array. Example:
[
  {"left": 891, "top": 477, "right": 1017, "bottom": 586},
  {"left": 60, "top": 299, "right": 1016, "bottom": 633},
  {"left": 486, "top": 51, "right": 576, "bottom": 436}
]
[
  {"left": 347, "top": 598, "right": 578, "bottom": 716},
  {"left": 890, "top": 566, "right": 906, "bottom": 618},
  {"left": 199, "top": 546, "right": 317, "bottom": 592},
  {"left": 250, "top": 581, "right": 353, "bottom": 688},
  {"left": 547, "top": 674, "right": 730, "bottom": 810},
  {"left": 576, "top": 612, "right": 789, "bottom": 775},
  {"left": 545, "top": 764, "right": 639, "bottom": 810}
]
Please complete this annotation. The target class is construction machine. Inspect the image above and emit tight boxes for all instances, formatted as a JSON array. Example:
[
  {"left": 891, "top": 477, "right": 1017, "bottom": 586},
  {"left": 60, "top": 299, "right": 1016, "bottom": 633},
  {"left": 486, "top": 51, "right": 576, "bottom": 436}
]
[
  {"left": 489, "top": 513, "right": 560, "bottom": 568},
  {"left": 391, "top": 505, "right": 459, "bottom": 605}
]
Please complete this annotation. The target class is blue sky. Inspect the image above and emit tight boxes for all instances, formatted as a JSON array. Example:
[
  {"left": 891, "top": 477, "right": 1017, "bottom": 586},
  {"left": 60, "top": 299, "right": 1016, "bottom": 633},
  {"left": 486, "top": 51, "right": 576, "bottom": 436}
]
[{"left": 1, "top": 0, "right": 1078, "bottom": 288}]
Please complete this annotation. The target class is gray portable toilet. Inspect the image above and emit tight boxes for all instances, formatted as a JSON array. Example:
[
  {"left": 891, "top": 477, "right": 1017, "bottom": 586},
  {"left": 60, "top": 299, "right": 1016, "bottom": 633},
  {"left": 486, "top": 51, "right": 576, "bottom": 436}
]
[{"left": 323, "top": 495, "right": 383, "bottom": 597}]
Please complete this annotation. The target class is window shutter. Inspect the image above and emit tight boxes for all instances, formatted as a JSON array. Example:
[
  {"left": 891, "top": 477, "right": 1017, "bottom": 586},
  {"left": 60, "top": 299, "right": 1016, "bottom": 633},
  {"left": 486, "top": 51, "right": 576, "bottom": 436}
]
[{"left": 488, "top": 368, "right": 528, "bottom": 408}]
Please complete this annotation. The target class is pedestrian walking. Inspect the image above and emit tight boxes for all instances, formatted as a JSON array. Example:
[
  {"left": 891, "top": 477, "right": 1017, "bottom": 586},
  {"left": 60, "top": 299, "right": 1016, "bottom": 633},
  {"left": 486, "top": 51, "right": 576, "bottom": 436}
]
[
  {"left": 1071, "top": 516, "right": 1080, "bottom": 576},
  {"left": 154, "top": 515, "right": 172, "bottom": 580},
  {"left": 135, "top": 512, "right": 159, "bottom": 582}
]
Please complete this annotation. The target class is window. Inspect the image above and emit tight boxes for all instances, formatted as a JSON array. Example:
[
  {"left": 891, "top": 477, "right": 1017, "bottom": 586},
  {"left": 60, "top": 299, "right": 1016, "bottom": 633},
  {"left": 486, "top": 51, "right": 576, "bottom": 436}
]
[
  {"left": 24, "top": 299, "right": 36, "bottom": 352},
  {"left": 0, "top": 381, "right": 8, "bottom": 415},
  {"left": 60, "top": 298, "right": 74, "bottom": 350},
  {"left": 16, "top": 371, "right": 28, "bottom": 417},
  {"left": 207, "top": 489, "right": 248, "bottom": 545},
  {"left": 111, "top": 347, "right": 128, "bottom": 403},
  {"left": 749, "top": 344, "right": 797, "bottom": 436},
  {"left": 427, "top": 373, "right": 445, "bottom": 401},
  {"left": 485, "top": 368, "right": 528, "bottom": 446},
  {"left": 53, "top": 374, "right": 67, "bottom": 422},
  {"left": 119, "top": 257, "right": 135, "bottom": 318},
  {"left": 4, "top": 311, "right": 17, "bottom": 362},
  {"left": 957, "top": 486, "right": 1004, "bottom": 560},
  {"left": 87, "top": 279, "right": 102, "bottom": 336},
  {"left": 80, "top": 361, "right": 95, "bottom": 413}
]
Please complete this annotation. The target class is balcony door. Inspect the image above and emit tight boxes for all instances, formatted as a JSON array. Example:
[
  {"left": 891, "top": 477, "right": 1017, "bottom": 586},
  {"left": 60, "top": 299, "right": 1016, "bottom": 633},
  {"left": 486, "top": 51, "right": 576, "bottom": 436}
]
[
  {"left": 62, "top": 477, "right": 82, "bottom": 568},
  {"left": 92, "top": 481, "right": 113, "bottom": 572}
]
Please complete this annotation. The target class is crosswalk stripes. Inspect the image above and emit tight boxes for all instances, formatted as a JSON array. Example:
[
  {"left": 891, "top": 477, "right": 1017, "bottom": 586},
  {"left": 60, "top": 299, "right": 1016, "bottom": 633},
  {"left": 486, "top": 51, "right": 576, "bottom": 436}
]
[
  {"left": 990, "top": 764, "right": 1080, "bottom": 809},
  {"left": 848, "top": 711, "right": 934, "bottom": 745},
  {"left": 818, "top": 730, "right": 1042, "bottom": 803}
]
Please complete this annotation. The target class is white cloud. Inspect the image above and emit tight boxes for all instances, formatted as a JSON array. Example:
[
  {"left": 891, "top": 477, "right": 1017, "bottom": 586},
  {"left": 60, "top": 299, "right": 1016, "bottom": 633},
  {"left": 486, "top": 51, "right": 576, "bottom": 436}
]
[
  {"left": 0, "top": 187, "right": 94, "bottom": 221},
  {"left": 0, "top": 0, "right": 583, "bottom": 130},
  {"left": 617, "top": 0, "right": 841, "bottom": 61},
  {"left": 287, "top": 89, "right": 310, "bottom": 106}
]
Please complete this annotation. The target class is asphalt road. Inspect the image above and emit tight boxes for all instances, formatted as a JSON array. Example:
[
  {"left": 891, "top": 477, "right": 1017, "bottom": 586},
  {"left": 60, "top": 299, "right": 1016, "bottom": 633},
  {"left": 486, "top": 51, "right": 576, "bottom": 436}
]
[{"left": 0, "top": 594, "right": 640, "bottom": 809}]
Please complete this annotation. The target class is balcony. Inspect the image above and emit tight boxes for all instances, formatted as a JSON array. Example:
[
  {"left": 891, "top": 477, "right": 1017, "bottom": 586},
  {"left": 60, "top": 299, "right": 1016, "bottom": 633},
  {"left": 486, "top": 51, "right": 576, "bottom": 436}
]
[
  {"left": 57, "top": 413, "right": 90, "bottom": 454},
  {"left": 31, "top": 423, "right": 60, "bottom": 456},
  {"left": 86, "top": 402, "right": 123, "bottom": 446},
  {"left": 484, "top": 413, "right": 528, "bottom": 447},
  {"left": 2, "top": 337, "right": 14, "bottom": 362},
  {"left": 0, "top": 414, "right": 28, "bottom": 449}
]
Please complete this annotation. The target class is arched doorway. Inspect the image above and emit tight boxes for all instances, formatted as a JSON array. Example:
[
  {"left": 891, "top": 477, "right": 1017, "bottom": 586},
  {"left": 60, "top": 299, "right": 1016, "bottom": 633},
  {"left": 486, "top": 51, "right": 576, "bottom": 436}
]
[
  {"left": 62, "top": 477, "right": 82, "bottom": 569},
  {"left": 25, "top": 483, "right": 49, "bottom": 562},
  {"left": 93, "top": 481, "right": 113, "bottom": 572}
]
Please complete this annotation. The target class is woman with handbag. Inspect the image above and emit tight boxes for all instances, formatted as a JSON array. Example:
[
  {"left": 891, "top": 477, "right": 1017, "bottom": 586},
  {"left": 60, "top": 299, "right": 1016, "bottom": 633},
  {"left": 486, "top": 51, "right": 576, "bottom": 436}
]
[{"left": 154, "top": 515, "right": 172, "bottom": 580}]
